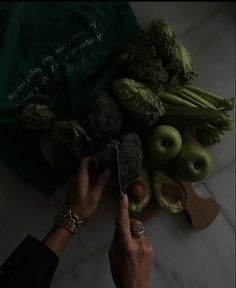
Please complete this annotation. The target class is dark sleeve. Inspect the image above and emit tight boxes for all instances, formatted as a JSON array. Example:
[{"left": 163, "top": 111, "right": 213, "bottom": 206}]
[{"left": 0, "top": 235, "right": 59, "bottom": 288}]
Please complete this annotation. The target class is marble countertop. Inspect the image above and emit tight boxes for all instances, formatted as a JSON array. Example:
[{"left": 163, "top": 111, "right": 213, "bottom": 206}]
[{"left": 0, "top": 2, "right": 235, "bottom": 288}]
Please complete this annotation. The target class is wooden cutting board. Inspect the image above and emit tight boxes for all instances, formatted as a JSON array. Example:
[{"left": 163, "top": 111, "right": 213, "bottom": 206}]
[
  {"left": 178, "top": 180, "right": 220, "bottom": 230},
  {"left": 131, "top": 178, "right": 220, "bottom": 230}
]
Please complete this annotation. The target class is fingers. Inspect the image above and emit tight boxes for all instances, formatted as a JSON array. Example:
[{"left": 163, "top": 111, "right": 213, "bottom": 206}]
[
  {"left": 115, "top": 194, "right": 132, "bottom": 245},
  {"left": 74, "top": 157, "right": 91, "bottom": 195},
  {"left": 90, "top": 169, "right": 111, "bottom": 203},
  {"left": 77, "top": 157, "right": 91, "bottom": 178},
  {"left": 130, "top": 218, "right": 144, "bottom": 232},
  {"left": 130, "top": 219, "right": 154, "bottom": 257},
  {"left": 130, "top": 218, "right": 146, "bottom": 241}
]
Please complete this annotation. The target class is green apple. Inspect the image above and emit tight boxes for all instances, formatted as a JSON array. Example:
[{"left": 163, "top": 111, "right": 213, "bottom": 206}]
[
  {"left": 175, "top": 143, "right": 212, "bottom": 182},
  {"left": 146, "top": 125, "right": 182, "bottom": 163}
]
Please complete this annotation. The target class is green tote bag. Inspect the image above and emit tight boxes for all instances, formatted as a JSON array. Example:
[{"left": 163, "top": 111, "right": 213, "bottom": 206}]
[{"left": 0, "top": 2, "right": 139, "bottom": 194}]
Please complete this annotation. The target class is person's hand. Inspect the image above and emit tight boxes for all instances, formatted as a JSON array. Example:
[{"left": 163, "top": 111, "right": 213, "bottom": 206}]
[
  {"left": 109, "top": 194, "right": 154, "bottom": 288},
  {"left": 65, "top": 157, "right": 111, "bottom": 221}
]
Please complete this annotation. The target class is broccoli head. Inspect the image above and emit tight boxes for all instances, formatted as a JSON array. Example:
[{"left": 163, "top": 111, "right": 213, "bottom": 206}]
[
  {"left": 91, "top": 133, "right": 143, "bottom": 188},
  {"left": 82, "top": 91, "right": 123, "bottom": 143},
  {"left": 118, "top": 133, "right": 143, "bottom": 186}
]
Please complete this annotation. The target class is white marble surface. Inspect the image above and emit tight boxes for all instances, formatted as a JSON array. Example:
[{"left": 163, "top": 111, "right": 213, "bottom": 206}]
[{"left": 0, "top": 2, "right": 235, "bottom": 288}]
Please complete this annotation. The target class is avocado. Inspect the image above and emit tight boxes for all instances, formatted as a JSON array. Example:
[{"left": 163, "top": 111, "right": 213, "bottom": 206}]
[
  {"left": 125, "top": 167, "right": 152, "bottom": 213},
  {"left": 152, "top": 170, "right": 186, "bottom": 213}
]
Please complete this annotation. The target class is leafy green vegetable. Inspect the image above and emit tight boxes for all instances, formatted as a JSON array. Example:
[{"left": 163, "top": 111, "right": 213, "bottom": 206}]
[
  {"left": 157, "top": 104, "right": 233, "bottom": 146},
  {"left": 112, "top": 78, "right": 165, "bottom": 126},
  {"left": 158, "top": 57, "right": 234, "bottom": 144},
  {"left": 160, "top": 82, "right": 234, "bottom": 111},
  {"left": 130, "top": 57, "right": 169, "bottom": 91},
  {"left": 177, "top": 88, "right": 215, "bottom": 108},
  {"left": 52, "top": 119, "right": 92, "bottom": 158},
  {"left": 169, "top": 40, "right": 197, "bottom": 84},
  {"left": 111, "top": 30, "right": 169, "bottom": 92},
  {"left": 148, "top": 18, "right": 196, "bottom": 84},
  {"left": 111, "top": 18, "right": 196, "bottom": 88},
  {"left": 159, "top": 105, "right": 232, "bottom": 129},
  {"left": 191, "top": 124, "right": 227, "bottom": 146},
  {"left": 148, "top": 18, "right": 176, "bottom": 59},
  {"left": 186, "top": 85, "right": 235, "bottom": 110},
  {"left": 110, "top": 31, "right": 148, "bottom": 66},
  {"left": 159, "top": 91, "right": 197, "bottom": 107},
  {"left": 22, "top": 104, "right": 56, "bottom": 130}
]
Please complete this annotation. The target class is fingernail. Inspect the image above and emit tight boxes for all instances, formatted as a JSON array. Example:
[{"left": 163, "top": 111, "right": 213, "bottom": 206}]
[
  {"left": 120, "top": 193, "right": 128, "bottom": 202},
  {"left": 120, "top": 192, "right": 125, "bottom": 199}
]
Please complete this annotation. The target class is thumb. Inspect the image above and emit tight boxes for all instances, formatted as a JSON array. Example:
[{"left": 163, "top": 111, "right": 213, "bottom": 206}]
[{"left": 91, "top": 169, "right": 111, "bottom": 202}]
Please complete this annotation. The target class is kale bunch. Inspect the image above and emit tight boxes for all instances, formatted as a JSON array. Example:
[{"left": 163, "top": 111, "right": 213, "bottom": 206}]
[
  {"left": 111, "top": 30, "right": 169, "bottom": 92},
  {"left": 111, "top": 18, "right": 196, "bottom": 87}
]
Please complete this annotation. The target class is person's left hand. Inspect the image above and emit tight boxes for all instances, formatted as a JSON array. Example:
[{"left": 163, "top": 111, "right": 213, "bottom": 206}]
[{"left": 65, "top": 157, "right": 111, "bottom": 221}]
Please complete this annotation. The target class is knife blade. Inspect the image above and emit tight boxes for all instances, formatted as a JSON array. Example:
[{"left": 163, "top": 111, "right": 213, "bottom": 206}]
[{"left": 115, "top": 140, "right": 124, "bottom": 196}]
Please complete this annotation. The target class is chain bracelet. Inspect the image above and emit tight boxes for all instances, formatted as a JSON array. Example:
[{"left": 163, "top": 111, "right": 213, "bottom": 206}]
[{"left": 57, "top": 204, "right": 85, "bottom": 229}]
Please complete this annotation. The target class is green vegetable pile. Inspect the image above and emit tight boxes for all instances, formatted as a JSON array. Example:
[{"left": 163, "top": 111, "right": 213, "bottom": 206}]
[
  {"left": 21, "top": 17, "right": 234, "bottom": 215},
  {"left": 111, "top": 18, "right": 234, "bottom": 147}
]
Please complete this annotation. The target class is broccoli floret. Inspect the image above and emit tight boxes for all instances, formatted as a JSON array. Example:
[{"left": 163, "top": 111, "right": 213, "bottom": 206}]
[
  {"left": 91, "top": 133, "right": 143, "bottom": 187},
  {"left": 82, "top": 91, "right": 123, "bottom": 143}
]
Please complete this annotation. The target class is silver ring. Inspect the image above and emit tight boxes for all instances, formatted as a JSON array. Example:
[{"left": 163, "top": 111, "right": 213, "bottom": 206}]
[{"left": 131, "top": 223, "right": 145, "bottom": 237}]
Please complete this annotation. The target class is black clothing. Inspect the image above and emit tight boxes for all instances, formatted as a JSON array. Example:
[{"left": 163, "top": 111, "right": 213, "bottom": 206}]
[{"left": 0, "top": 236, "right": 58, "bottom": 288}]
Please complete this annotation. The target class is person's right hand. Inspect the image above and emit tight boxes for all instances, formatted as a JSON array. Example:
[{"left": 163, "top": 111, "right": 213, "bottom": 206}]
[{"left": 109, "top": 194, "right": 154, "bottom": 288}]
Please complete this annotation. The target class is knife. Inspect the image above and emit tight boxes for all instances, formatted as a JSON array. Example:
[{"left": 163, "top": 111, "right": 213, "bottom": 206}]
[{"left": 115, "top": 140, "right": 124, "bottom": 196}]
